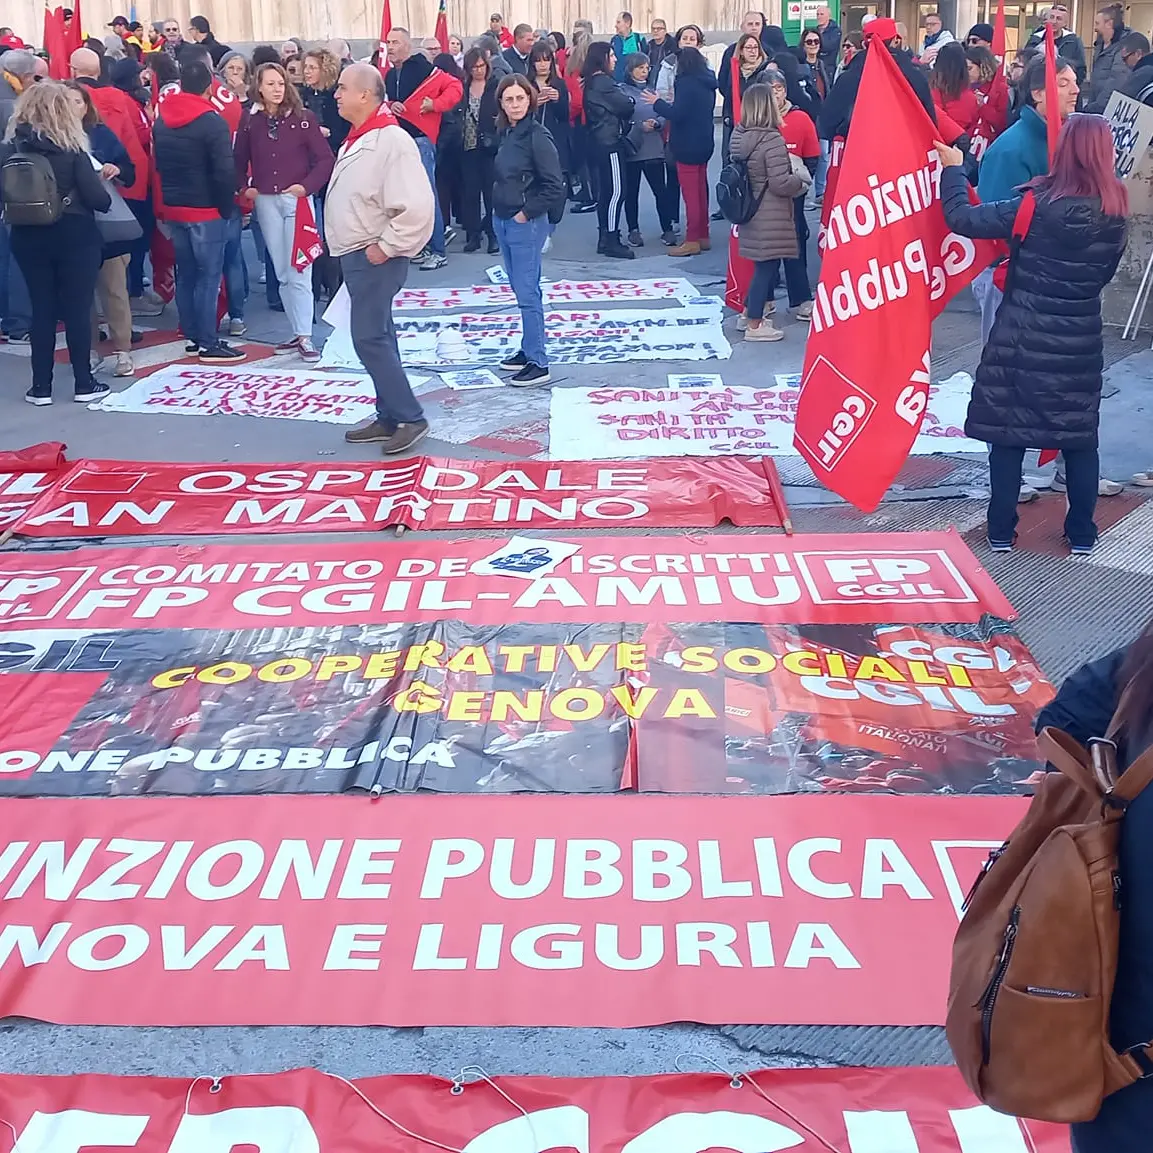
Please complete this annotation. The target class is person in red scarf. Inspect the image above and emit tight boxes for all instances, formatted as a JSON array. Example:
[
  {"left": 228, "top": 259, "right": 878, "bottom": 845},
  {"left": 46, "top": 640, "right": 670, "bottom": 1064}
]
[{"left": 327, "top": 63, "right": 435, "bottom": 456}]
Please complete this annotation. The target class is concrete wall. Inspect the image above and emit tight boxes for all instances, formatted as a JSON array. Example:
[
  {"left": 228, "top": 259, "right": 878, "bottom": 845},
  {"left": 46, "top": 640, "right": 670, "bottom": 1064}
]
[{"left": 9, "top": 0, "right": 780, "bottom": 49}]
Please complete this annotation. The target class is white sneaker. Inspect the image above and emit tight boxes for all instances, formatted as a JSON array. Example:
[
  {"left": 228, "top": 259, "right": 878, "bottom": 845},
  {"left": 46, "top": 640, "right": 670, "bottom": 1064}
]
[
  {"left": 229, "top": 317, "right": 247, "bottom": 338},
  {"left": 258, "top": 270, "right": 266, "bottom": 284},
  {"left": 745, "top": 321, "right": 784, "bottom": 342},
  {"left": 113, "top": 352, "right": 134, "bottom": 377},
  {"left": 794, "top": 302, "right": 814, "bottom": 320},
  {"left": 297, "top": 336, "right": 320, "bottom": 363},
  {"left": 90, "top": 352, "right": 105, "bottom": 374},
  {"left": 542, "top": 234, "right": 552, "bottom": 254},
  {"left": 1018, "top": 483, "right": 1039, "bottom": 504},
  {"left": 736, "top": 315, "right": 748, "bottom": 332},
  {"left": 1051, "top": 472, "right": 1123, "bottom": 496}
]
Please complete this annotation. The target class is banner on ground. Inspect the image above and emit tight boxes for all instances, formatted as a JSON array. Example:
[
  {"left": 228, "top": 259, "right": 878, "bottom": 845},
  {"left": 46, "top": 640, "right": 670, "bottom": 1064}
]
[
  {"left": 0, "top": 441, "right": 68, "bottom": 528},
  {"left": 385, "top": 277, "right": 702, "bottom": 311},
  {"left": 92, "top": 365, "right": 429, "bottom": 426},
  {"left": 0, "top": 532, "right": 1048, "bottom": 797},
  {"left": 319, "top": 300, "right": 732, "bottom": 371},
  {"left": 0, "top": 791, "right": 1028, "bottom": 1026},
  {"left": 0, "top": 1065, "right": 1069, "bottom": 1149},
  {"left": 795, "top": 45, "right": 998, "bottom": 511},
  {"left": 11, "top": 457, "right": 788, "bottom": 538},
  {"left": 549, "top": 374, "right": 984, "bottom": 460}
]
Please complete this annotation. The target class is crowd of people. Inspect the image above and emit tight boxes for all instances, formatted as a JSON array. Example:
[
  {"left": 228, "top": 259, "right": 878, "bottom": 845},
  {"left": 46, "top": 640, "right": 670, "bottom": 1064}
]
[{"left": 0, "top": 6, "right": 1148, "bottom": 523}]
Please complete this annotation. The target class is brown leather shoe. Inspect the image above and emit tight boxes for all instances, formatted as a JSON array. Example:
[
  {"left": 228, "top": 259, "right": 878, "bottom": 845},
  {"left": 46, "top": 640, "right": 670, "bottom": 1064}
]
[
  {"left": 381, "top": 419, "right": 430, "bottom": 456},
  {"left": 667, "top": 241, "right": 701, "bottom": 257},
  {"left": 344, "top": 420, "right": 395, "bottom": 444}
]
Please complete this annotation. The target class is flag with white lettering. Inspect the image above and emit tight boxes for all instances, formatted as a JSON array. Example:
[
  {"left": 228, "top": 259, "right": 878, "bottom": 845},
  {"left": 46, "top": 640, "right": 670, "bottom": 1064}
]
[
  {"left": 793, "top": 44, "right": 998, "bottom": 511},
  {"left": 291, "top": 197, "right": 325, "bottom": 272}
]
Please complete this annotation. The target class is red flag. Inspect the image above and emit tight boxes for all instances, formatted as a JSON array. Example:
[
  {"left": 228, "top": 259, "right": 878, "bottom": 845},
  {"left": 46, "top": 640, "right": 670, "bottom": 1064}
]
[
  {"left": 1043, "top": 23, "right": 1060, "bottom": 162},
  {"left": 64, "top": 0, "right": 83, "bottom": 56},
  {"left": 291, "top": 197, "right": 325, "bottom": 272},
  {"left": 434, "top": 0, "right": 449, "bottom": 52},
  {"left": 377, "top": 0, "right": 392, "bottom": 76},
  {"left": 43, "top": 6, "right": 69, "bottom": 79},
  {"left": 792, "top": 44, "right": 999, "bottom": 512},
  {"left": 991, "top": 0, "right": 1006, "bottom": 61}
]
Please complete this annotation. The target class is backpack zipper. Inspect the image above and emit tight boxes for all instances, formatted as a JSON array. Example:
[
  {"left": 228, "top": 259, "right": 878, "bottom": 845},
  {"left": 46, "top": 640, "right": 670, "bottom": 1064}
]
[
  {"left": 980, "top": 905, "right": 1020, "bottom": 1065},
  {"left": 963, "top": 843, "right": 1008, "bottom": 912}
]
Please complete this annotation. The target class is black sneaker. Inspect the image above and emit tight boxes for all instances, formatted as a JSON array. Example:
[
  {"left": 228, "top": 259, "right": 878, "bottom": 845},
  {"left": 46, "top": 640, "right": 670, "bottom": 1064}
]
[
  {"left": 381, "top": 419, "right": 430, "bottom": 456},
  {"left": 463, "top": 234, "right": 481, "bottom": 253},
  {"left": 572, "top": 201, "right": 597, "bottom": 214},
  {"left": 486, "top": 235, "right": 500, "bottom": 254},
  {"left": 344, "top": 419, "right": 396, "bottom": 444},
  {"left": 184, "top": 340, "right": 200, "bottom": 354},
  {"left": 509, "top": 363, "right": 550, "bottom": 387},
  {"left": 198, "top": 342, "right": 246, "bottom": 364},
  {"left": 25, "top": 388, "right": 52, "bottom": 406},
  {"left": 499, "top": 350, "right": 529, "bottom": 372},
  {"left": 74, "top": 383, "right": 111, "bottom": 403}
]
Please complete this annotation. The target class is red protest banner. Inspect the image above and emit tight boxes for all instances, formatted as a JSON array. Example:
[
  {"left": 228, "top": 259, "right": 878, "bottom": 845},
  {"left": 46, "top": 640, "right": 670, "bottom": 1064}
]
[
  {"left": 794, "top": 45, "right": 999, "bottom": 511},
  {"left": 0, "top": 531, "right": 1017, "bottom": 631},
  {"left": 13, "top": 457, "right": 789, "bottom": 537},
  {"left": 291, "top": 197, "right": 325, "bottom": 272},
  {"left": 0, "top": 792, "right": 1025, "bottom": 1027},
  {"left": 0, "top": 1065, "right": 1070, "bottom": 1150},
  {"left": 0, "top": 442, "right": 69, "bottom": 529}
]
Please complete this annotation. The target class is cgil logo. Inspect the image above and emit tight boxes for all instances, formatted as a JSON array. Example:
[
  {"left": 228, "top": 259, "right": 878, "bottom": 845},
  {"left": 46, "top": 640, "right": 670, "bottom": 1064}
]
[{"left": 793, "top": 357, "right": 878, "bottom": 471}]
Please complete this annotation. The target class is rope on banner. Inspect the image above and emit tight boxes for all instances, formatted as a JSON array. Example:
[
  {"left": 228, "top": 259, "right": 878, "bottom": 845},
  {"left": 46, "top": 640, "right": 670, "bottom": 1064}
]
[
  {"left": 320, "top": 1071, "right": 467, "bottom": 1153},
  {"left": 673, "top": 1053, "right": 844, "bottom": 1153},
  {"left": 0, "top": 1115, "right": 16, "bottom": 1146},
  {"left": 450, "top": 1064, "right": 544, "bottom": 1150},
  {"left": 182, "top": 1075, "right": 223, "bottom": 1117}
]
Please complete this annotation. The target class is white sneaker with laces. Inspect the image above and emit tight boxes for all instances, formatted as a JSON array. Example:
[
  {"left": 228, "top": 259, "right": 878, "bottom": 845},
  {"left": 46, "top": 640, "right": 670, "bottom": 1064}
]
[{"left": 113, "top": 352, "right": 134, "bottom": 377}]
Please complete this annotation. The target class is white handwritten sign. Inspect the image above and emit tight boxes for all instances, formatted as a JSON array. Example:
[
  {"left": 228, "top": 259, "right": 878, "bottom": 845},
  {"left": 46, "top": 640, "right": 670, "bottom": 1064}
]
[
  {"left": 548, "top": 372, "right": 984, "bottom": 459},
  {"left": 93, "top": 366, "right": 427, "bottom": 425},
  {"left": 1104, "top": 90, "right": 1153, "bottom": 180}
]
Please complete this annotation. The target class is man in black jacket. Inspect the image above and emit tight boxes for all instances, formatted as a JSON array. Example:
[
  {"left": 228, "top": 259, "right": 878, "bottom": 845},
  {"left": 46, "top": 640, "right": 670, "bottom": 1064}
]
[
  {"left": 187, "top": 16, "right": 230, "bottom": 67},
  {"left": 1119, "top": 32, "right": 1153, "bottom": 103},
  {"left": 153, "top": 61, "right": 244, "bottom": 364},
  {"left": 503, "top": 24, "right": 535, "bottom": 75},
  {"left": 818, "top": 17, "right": 935, "bottom": 142}
]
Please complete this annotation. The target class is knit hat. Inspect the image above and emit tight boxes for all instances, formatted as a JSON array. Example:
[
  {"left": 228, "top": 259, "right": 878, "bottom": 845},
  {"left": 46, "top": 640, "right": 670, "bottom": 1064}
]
[
  {"left": 967, "top": 22, "right": 995, "bottom": 43},
  {"left": 862, "top": 16, "right": 897, "bottom": 42}
]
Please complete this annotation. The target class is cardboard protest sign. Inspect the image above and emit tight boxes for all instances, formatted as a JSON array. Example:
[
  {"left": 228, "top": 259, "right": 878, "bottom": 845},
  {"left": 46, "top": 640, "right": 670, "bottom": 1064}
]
[{"left": 1104, "top": 89, "right": 1153, "bottom": 179}]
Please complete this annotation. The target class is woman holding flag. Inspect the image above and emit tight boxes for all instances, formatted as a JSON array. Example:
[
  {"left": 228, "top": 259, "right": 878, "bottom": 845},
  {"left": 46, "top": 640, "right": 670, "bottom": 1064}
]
[
  {"left": 234, "top": 61, "right": 333, "bottom": 363},
  {"left": 935, "top": 114, "right": 1128, "bottom": 555}
]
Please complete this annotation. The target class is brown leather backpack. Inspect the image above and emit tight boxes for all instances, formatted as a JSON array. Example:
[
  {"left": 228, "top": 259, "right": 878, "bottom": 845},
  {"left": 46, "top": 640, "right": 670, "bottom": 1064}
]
[{"left": 946, "top": 716, "right": 1153, "bottom": 1122}]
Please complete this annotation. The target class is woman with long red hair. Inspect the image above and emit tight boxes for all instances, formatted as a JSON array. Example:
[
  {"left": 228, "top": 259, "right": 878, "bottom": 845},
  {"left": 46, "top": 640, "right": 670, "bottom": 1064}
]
[{"left": 935, "top": 113, "right": 1127, "bottom": 556}]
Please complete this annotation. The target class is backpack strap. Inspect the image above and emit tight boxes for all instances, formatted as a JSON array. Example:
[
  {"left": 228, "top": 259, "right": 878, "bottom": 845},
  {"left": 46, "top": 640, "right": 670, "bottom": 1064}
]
[{"left": 1037, "top": 727, "right": 1108, "bottom": 799}]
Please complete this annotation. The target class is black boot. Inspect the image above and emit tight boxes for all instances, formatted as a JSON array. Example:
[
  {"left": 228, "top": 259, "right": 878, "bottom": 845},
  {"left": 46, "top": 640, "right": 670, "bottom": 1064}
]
[
  {"left": 463, "top": 233, "right": 481, "bottom": 253},
  {"left": 486, "top": 232, "right": 500, "bottom": 254},
  {"left": 601, "top": 232, "right": 635, "bottom": 259},
  {"left": 597, "top": 230, "right": 609, "bottom": 255}
]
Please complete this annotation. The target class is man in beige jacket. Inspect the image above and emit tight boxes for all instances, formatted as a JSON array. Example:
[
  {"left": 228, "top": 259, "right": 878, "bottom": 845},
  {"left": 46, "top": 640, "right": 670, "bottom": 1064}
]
[{"left": 327, "top": 63, "right": 435, "bottom": 455}]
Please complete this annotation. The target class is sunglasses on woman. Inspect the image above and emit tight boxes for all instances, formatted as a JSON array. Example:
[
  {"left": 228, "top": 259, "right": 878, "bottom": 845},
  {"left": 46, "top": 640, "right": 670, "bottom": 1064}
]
[{"left": 804, "top": 37, "right": 820, "bottom": 45}]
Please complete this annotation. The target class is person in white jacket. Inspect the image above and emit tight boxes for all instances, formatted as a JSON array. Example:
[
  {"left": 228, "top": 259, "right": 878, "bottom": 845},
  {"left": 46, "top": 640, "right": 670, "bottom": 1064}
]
[
  {"left": 327, "top": 63, "right": 435, "bottom": 455},
  {"left": 920, "top": 13, "right": 955, "bottom": 64}
]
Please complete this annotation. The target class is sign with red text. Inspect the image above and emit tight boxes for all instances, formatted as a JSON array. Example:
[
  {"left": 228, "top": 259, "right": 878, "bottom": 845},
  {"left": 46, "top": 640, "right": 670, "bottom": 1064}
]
[
  {"left": 389, "top": 277, "right": 702, "bottom": 311},
  {"left": 12, "top": 456, "right": 788, "bottom": 538},
  {"left": 0, "top": 792, "right": 1027, "bottom": 1026},
  {"left": 549, "top": 375, "right": 983, "bottom": 459},
  {"left": 0, "top": 1065, "right": 1070, "bottom": 1150},
  {"left": 795, "top": 45, "right": 998, "bottom": 511}
]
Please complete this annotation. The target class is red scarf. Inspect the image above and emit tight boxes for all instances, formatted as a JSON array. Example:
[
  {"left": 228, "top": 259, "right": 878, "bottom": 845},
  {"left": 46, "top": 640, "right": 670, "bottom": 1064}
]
[{"left": 340, "top": 102, "right": 399, "bottom": 154}]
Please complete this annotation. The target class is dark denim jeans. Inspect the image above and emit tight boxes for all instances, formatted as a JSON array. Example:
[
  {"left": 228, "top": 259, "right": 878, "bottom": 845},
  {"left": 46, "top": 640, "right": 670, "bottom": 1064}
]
[
  {"left": 170, "top": 217, "right": 227, "bottom": 349},
  {"left": 125, "top": 196, "right": 155, "bottom": 298},
  {"left": 222, "top": 213, "right": 246, "bottom": 322},
  {"left": 416, "top": 135, "right": 446, "bottom": 256},
  {"left": 0, "top": 222, "right": 33, "bottom": 337},
  {"left": 988, "top": 444, "right": 1099, "bottom": 547}
]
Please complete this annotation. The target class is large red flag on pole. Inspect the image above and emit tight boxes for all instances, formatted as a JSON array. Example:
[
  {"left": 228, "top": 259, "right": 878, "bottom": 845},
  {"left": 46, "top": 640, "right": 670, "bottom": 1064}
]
[
  {"left": 43, "top": 6, "right": 69, "bottom": 79},
  {"left": 377, "top": 0, "right": 392, "bottom": 76},
  {"left": 991, "top": 0, "right": 1007, "bottom": 61},
  {"left": 434, "top": 0, "right": 449, "bottom": 52},
  {"left": 791, "top": 43, "right": 999, "bottom": 511},
  {"left": 1043, "top": 22, "right": 1060, "bottom": 161},
  {"left": 64, "top": 0, "right": 83, "bottom": 55}
]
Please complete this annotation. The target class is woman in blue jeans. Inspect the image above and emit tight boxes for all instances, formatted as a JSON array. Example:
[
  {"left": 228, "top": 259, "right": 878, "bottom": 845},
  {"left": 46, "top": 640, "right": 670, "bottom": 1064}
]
[{"left": 490, "top": 74, "right": 565, "bottom": 387}]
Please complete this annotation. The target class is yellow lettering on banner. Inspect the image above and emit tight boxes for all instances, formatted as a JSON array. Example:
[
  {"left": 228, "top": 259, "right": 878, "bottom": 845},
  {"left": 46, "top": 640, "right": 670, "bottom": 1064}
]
[
  {"left": 364, "top": 652, "right": 401, "bottom": 679},
  {"left": 609, "top": 685, "right": 659, "bottom": 718},
  {"left": 664, "top": 689, "right": 717, "bottom": 719},
  {"left": 315, "top": 655, "right": 364, "bottom": 681},
  {"left": 723, "top": 648, "right": 777, "bottom": 674},
  {"left": 826, "top": 652, "right": 848, "bottom": 678},
  {"left": 394, "top": 681, "right": 443, "bottom": 714},
  {"left": 855, "top": 656, "right": 904, "bottom": 682},
  {"left": 403, "top": 641, "right": 446, "bottom": 671},
  {"left": 446, "top": 691, "right": 486, "bottom": 722},
  {"left": 552, "top": 688, "right": 605, "bottom": 720},
  {"left": 907, "top": 660, "right": 948, "bottom": 686},
  {"left": 498, "top": 644, "right": 536, "bottom": 673},
  {"left": 615, "top": 642, "right": 647, "bottom": 671},
  {"left": 563, "top": 643, "right": 612, "bottom": 672},
  {"left": 152, "top": 666, "right": 195, "bottom": 689},
  {"left": 258, "top": 658, "right": 313, "bottom": 683},
  {"left": 446, "top": 646, "right": 495, "bottom": 676},
  {"left": 947, "top": 663, "right": 973, "bottom": 687},
  {"left": 782, "top": 650, "right": 822, "bottom": 676},
  {"left": 538, "top": 645, "right": 559, "bottom": 673},
  {"left": 197, "top": 661, "right": 253, "bottom": 684},
  {"left": 680, "top": 646, "right": 719, "bottom": 673},
  {"left": 491, "top": 690, "right": 544, "bottom": 721}
]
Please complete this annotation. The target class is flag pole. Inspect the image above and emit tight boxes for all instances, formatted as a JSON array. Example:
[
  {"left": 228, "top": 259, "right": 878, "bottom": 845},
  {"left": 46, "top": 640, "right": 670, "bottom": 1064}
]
[{"left": 1043, "top": 21, "right": 1060, "bottom": 162}]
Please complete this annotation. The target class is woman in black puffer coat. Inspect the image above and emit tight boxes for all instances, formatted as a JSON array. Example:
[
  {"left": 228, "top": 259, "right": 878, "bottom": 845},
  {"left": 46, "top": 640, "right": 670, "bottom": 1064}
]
[{"left": 936, "top": 114, "right": 1127, "bottom": 555}]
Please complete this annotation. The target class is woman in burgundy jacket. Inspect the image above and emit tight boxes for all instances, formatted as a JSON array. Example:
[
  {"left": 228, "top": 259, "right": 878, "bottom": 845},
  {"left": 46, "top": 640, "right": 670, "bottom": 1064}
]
[{"left": 234, "top": 62, "right": 334, "bottom": 361}]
